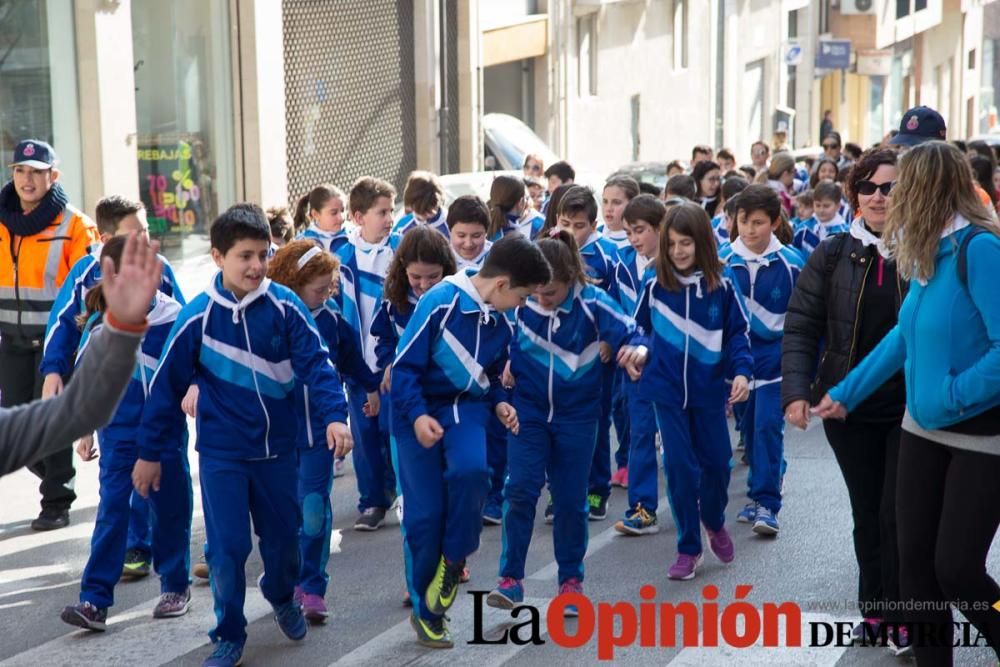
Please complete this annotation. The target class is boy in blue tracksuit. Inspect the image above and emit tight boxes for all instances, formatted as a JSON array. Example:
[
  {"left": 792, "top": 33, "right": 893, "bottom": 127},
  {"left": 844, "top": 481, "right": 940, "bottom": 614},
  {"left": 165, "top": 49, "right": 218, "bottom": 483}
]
[
  {"left": 392, "top": 235, "right": 551, "bottom": 648},
  {"left": 554, "top": 185, "right": 621, "bottom": 520},
  {"left": 59, "top": 237, "right": 192, "bottom": 631},
  {"left": 392, "top": 171, "right": 449, "bottom": 238},
  {"left": 488, "top": 231, "right": 641, "bottom": 612},
  {"left": 793, "top": 181, "right": 850, "bottom": 258},
  {"left": 335, "top": 177, "right": 402, "bottom": 531},
  {"left": 134, "top": 205, "right": 352, "bottom": 667},
  {"left": 720, "top": 185, "right": 804, "bottom": 536},
  {"left": 620, "top": 201, "right": 753, "bottom": 581},
  {"left": 41, "top": 195, "right": 183, "bottom": 578}
]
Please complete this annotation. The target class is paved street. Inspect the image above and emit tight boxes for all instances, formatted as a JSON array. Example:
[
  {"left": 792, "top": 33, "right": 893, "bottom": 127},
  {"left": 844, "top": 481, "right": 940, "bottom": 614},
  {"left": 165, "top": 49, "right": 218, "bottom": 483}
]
[{"left": 2, "top": 412, "right": 998, "bottom": 666}]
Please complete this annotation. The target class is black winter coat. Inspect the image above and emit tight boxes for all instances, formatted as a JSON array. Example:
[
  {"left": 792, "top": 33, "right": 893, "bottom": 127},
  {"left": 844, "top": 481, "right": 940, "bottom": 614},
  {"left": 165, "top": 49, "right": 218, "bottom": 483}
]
[{"left": 781, "top": 232, "right": 907, "bottom": 422}]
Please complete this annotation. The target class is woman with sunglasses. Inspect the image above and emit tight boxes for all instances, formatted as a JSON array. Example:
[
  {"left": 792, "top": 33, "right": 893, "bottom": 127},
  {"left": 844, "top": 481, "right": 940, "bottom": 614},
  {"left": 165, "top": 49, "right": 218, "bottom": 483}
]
[
  {"left": 522, "top": 154, "right": 545, "bottom": 179},
  {"left": 781, "top": 148, "right": 913, "bottom": 656}
]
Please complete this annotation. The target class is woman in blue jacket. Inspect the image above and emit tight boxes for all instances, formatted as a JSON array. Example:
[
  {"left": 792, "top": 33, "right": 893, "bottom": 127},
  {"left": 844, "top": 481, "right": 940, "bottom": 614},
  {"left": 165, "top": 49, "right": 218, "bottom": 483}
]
[{"left": 816, "top": 141, "right": 1000, "bottom": 666}]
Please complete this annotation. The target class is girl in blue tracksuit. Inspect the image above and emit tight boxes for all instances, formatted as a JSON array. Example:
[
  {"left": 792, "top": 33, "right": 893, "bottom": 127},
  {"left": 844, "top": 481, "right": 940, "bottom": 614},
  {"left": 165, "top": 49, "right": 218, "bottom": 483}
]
[
  {"left": 488, "top": 231, "right": 641, "bottom": 611},
  {"left": 391, "top": 234, "right": 551, "bottom": 648},
  {"left": 59, "top": 236, "right": 192, "bottom": 632},
  {"left": 720, "top": 185, "right": 804, "bottom": 536},
  {"left": 266, "top": 241, "right": 380, "bottom": 624},
  {"left": 294, "top": 184, "right": 350, "bottom": 253},
  {"left": 486, "top": 175, "right": 545, "bottom": 242},
  {"left": 554, "top": 185, "right": 622, "bottom": 519},
  {"left": 620, "top": 202, "right": 753, "bottom": 582},
  {"left": 136, "top": 209, "right": 351, "bottom": 665}
]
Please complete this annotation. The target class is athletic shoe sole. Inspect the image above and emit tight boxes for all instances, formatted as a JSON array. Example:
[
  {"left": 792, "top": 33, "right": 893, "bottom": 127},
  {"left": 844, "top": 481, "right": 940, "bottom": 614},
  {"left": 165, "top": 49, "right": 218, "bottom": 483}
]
[
  {"left": 409, "top": 615, "right": 453, "bottom": 649},
  {"left": 588, "top": 511, "right": 607, "bottom": 521},
  {"left": 486, "top": 590, "right": 521, "bottom": 610},
  {"left": 752, "top": 520, "right": 779, "bottom": 536},
  {"left": 122, "top": 565, "right": 150, "bottom": 579},
  {"left": 667, "top": 554, "right": 704, "bottom": 581},
  {"left": 303, "top": 610, "right": 329, "bottom": 624},
  {"left": 544, "top": 515, "right": 554, "bottom": 524},
  {"left": 353, "top": 517, "right": 385, "bottom": 531},
  {"left": 614, "top": 521, "right": 659, "bottom": 536},
  {"left": 60, "top": 607, "right": 106, "bottom": 631},
  {"left": 153, "top": 599, "right": 191, "bottom": 618},
  {"left": 482, "top": 515, "right": 502, "bottom": 526}
]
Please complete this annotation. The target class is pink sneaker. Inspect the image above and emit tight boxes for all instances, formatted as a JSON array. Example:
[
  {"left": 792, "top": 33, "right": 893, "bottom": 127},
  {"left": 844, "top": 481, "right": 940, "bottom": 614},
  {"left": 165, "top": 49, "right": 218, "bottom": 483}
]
[
  {"left": 705, "top": 525, "right": 735, "bottom": 563},
  {"left": 668, "top": 553, "right": 703, "bottom": 580},
  {"left": 557, "top": 577, "right": 583, "bottom": 617},
  {"left": 300, "top": 592, "right": 328, "bottom": 623},
  {"left": 610, "top": 467, "right": 629, "bottom": 488}
]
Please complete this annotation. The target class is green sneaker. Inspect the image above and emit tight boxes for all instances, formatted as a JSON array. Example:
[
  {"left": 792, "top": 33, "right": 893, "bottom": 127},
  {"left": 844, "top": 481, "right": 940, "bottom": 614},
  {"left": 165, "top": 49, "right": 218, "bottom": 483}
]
[
  {"left": 122, "top": 548, "right": 151, "bottom": 578},
  {"left": 410, "top": 613, "right": 453, "bottom": 649},
  {"left": 424, "top": 556, "right": 464, "bottom": 615},
  {"left": 588, "top": 494, "right": 608, "bottom": 520}
]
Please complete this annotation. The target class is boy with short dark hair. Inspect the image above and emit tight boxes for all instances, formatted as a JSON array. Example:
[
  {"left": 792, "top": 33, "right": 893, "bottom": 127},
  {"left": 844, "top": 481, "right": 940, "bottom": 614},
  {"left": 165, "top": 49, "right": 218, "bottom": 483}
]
[
  {"left": 41, "top": 195, "right": 184, "bottom": 577},
  {"left": 393, "top": 171, "right": 448, "bottom": 237},
  {"left": 543, "top": 160, "right": 576, "bottom": 194},
  {"left": 134, "top": 204, "right": 353, "bottom": 667},
  {"left": 392, "top": 234, "right": 550, "bottom": 648},
  {"left": 446, "top": 194, "right": 492, "bottom": 270},
  {"left": 719, "top": 185, "right": 803, "bottom": 537},
  {"left": 793, "top": 181, "right": 849, "bottom": 257},
  {"left": 665, "top": 174, "right": 697, "bottom": 201}
]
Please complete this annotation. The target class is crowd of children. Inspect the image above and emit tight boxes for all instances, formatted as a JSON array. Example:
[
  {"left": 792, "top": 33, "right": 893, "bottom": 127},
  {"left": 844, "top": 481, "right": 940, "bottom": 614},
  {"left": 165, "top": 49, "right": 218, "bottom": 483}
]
[{"left": 48, "top": 142, "right": 870, "bottom": 665}]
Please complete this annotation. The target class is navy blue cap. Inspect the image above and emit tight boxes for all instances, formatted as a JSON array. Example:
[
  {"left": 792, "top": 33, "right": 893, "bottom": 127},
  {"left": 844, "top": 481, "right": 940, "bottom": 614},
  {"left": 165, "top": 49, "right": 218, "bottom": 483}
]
[
  {"left": 889, "top": 107, "right": 947, "bottom": 147},
  {"left": 9, "top": 139, "right": 58, "bottom": 169}
]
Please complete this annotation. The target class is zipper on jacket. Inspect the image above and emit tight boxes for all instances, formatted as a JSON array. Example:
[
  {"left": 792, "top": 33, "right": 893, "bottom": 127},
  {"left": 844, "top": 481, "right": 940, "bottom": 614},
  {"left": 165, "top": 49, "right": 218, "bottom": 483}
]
[
  {"left": 241, "top": 315, "right": 272, "bottom": 457},
  {"left": 546, "top": 315, "right": 555, "bottom": 423},
  {"left": 682, "top": 285, "right": 691, "bottom": 409},
  {"left": 10, "top": 235, "right": 23, "bottom": 333},
  {"left": 456, "top": 315, "right": 483, "bottom": 424},
  {"left": 304, "top": 386, "right": 313, "bottom": 448},
  {"left": 846, "top": 257, "right": 873, "bottom": 369}
]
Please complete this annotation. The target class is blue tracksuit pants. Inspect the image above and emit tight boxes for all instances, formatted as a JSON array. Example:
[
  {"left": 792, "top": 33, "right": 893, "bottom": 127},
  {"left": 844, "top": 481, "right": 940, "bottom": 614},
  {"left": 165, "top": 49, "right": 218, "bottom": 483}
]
[
  {"left": 347, "top": 383, "right": 395, "bottom": 512},
  {"left": 297, "top": 444, "right": 335, "bottom": 597},
  {"left": 655, "top": 403, "right": 732, "bottom": 556},
  {"left": 588, "top": 362, "right": 615, "bottom": 500},
  {"left": 623, "top": 382, "right": 659, "bottom": 513},
  {"left": 499, "top": 416, "right": 597, "bottom": 585},
  {"left": 486, "top": 409, "right": 508, "bottom": 506},
  {"left": 200, "top": 453, "right": 300, "bottom": 644},
  {"left": 741, "top": 383, "right": 785, "bottom": 514},
  {"left": 394, "top": 402, "right": 491, "bottom": 621},
  {"left": 126, "top": 490, "right": 152, "bottom": 555},
  {"left": 81, "top": 437, "right": 192, "bottom": 609},
  {"left": 612, "top": 370, "right": 630, "bottom": 470}
]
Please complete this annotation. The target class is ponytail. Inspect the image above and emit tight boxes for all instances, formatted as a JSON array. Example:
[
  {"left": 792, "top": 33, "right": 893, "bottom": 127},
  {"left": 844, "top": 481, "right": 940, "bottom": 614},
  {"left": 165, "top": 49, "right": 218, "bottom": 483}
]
[
  {"left": 76, "top": 235, "right": 128, "bottom": 330},
  {"left": 293, "top": 183, "right": 345, "bottom": 234},
  {"left": 536, "top": 229, "right": 590, "bottom": 286},
  {"left": 486, "top": 175, "right": 525, "bottom": 239}
]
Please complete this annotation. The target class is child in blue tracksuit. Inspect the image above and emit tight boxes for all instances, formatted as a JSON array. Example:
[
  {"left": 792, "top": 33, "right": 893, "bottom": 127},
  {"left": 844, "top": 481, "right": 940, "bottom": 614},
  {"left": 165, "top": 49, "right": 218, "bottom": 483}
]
[
  {"left": 793, "top": 181, "right": 849, "bottom": 257},
  {"left": 554, "top": 185, "right": 621, "bottom": 520},
  {"left": 486, "top": 175, "right": 545, "bottom": 242},
  {"left": 265, "top": 241, "right": 379, "bottom": 624},
  {"left": 620, "top": 201, "right": 753, "bottom": 581},
  {"left": 58, "top": 236, "right": 192, "bottom": 632},
  {"left": 392, "top": 171, "right": 450, "bottom": 238},
  {"left": 41, "top": 196, "right": 184, "bottom": 577},
  {"left": 335, "top": 177, "right": 402, "bottom": 531},
  {"left": 488, "top": 231, "right": 641, "bottom": 612},
  {"left": 447, "top": 195, "right": 493, "bottom": 271},
  {"left": 720, "top": 185, "right": 804, "bottom": 536},
  {"left": 391, "top": 234, "right": 551, "bottom": 648},
  {"left": 611, "top": 195, "right": 669, "bottom": 536},
  {"left": 134, "top": 205, "right": 352, "bottom": 667},
  {"left": 294, "top": 184, "right": 350, "bottom": 254}
]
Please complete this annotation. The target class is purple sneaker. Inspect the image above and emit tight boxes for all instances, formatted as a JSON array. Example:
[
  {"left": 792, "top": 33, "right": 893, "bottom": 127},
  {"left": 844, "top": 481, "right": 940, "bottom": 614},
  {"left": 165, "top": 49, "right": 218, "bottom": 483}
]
[
  {"left": 705, "top": 526, "right": 735, "bottom": 564},
  {"left": 667, "top": 553, "right": 703, "bottom": 580},
  {"left": 300, "top": 592, "right": 329, "bottom": 624}
]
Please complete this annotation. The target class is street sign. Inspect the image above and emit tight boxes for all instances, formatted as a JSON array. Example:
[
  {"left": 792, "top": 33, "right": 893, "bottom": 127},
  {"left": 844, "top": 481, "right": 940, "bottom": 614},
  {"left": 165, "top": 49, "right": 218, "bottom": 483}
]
[
  {"left": 857, "top": 49, "right": 893, "bottom": 76},
  {"left": 816, "top": 39, "right": 851, "bottom": 70},
  {"left": 784, "top": 42, "right": 803, "bottom": 66}
]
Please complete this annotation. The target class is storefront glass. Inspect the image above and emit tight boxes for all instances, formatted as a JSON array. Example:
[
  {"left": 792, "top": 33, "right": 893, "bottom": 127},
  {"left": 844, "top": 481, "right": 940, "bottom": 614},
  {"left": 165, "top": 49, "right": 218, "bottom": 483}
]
[
  {"left": 132, "top": 0, "right": 237, "bottom": 261},
  {"left": 0, "top": 0, "right": 83, "bottom": 204}
]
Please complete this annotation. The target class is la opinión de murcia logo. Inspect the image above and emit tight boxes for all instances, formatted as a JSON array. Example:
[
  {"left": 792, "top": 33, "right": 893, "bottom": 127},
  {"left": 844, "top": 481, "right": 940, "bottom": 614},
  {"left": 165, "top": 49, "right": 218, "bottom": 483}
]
[{"left": 467, "top": 586, "right": 996, "bottom": 660}]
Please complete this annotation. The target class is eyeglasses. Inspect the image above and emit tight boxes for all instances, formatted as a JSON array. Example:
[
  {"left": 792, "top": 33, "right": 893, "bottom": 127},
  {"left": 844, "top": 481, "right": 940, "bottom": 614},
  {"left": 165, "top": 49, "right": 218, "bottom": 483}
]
[
  {"left": 822, "top": 143, "right": 839, "bottom": 150},
  {"left": 855, "top": 180, "right": 896, "bottom": 196},
  {"left": 526, "top": 163, "right": 543, "bottom": 173}
]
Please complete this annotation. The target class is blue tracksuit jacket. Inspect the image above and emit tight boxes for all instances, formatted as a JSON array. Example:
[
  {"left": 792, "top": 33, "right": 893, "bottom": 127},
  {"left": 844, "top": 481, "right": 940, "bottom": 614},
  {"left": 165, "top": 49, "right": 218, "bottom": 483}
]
[
  {"left": 793, "top": 214, "right": 849, "bottom": 257},
  {"left": 579, "top": 231, "right": 621, "bottom": 298},
  {"left": 297, "top": 223, "right": 351, "bottom": 254},
  {"left": 41, "top": 248, "right": 184, "bottom": 377},
  {"left": 392, "top": 207, "right": 450, "bottom": 238},
  {"left": 720, "top": 238, "right": 803, "bottom": 383},
  {"left": 633, "top": 269, "right": 754, "bottom": 408},
  {"left": 491, "top": 210, "right": 545, "bottom": 242},
  {"left": 139, "top": 273, "right": 349, "bottom": 461}
]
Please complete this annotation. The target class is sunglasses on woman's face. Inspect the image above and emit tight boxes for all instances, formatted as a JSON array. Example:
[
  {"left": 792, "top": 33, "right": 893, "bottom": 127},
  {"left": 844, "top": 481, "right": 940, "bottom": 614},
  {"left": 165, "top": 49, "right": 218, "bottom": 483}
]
[
  {"left": 527, "top": 163, "right": 542, "bottom": 173},
  {"left": 856, "top": 180, "right": 896, "bottom": 196}
]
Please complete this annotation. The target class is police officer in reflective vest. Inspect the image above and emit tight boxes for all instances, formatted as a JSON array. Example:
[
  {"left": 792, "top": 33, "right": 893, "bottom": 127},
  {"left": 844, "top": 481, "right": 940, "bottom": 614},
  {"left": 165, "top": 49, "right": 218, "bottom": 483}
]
[{"left": 0, "top": 139, "right": 99, "bottom": 530}]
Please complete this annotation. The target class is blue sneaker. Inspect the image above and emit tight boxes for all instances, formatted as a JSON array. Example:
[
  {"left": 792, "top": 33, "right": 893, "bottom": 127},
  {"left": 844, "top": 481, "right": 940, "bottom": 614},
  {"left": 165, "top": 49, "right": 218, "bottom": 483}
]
[
  {"left": 273, "top": 599, "right": 307, "bottom": 641},
  {"left": 736, "top": 502, "right": 757, "bottom": 523},
  {"left": 752, "top": 506, "right": 779, "bottom": 536},
  {"left": 486, "top": 577, "right": 524, "bottom": 609},
  {"left": 482, "top": 496, "right": 502, "bottom": 526},
  {"left": 203, "top": 640, "right": 244, "bottom": 667}
]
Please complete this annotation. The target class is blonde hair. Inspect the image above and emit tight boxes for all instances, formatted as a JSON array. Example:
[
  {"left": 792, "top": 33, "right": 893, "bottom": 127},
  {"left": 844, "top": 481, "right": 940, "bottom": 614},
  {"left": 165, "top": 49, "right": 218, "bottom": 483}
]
[{"left": 884, "top": 141, "right": 997, "bottom": 282}]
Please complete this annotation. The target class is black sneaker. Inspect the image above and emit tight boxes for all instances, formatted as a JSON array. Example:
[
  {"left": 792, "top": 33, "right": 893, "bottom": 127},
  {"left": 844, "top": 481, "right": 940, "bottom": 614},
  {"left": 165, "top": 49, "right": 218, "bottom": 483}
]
[
  {"left": 588, "top": 494, "right": 608, "bottom": 521},
  {"left": 410, "top": 613, "right": 453, "bottom": 649},
  {"left": 425, "top": 556, "right": 464, "bottom": 615},
  {"left": 31, "top": 508, "right": 69, "bottom": 531},
  {"left": 122, "top": 548, "right": 151, "bottom": 578},
  {"left": 543, "top": 496, "right": 555, "bottom": 524},
  {"left": 61, "top": 601, "right": 107, "bottom": 631},
  {"left": 354, "top": 507, "right": 387, "bottom": 531}
]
